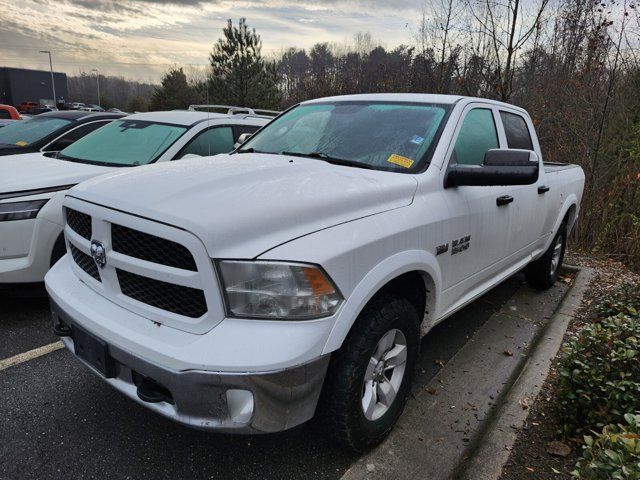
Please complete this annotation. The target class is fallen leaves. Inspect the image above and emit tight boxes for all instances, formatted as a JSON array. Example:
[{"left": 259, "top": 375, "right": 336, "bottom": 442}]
[
  {"left": 504, "top": 349, "right": 514, "bottom": 357},
  {"left": 558, "top": 274, "right": 574, "bottom": 284},
  {"left": 546, "top": 440, "right": 572, "bottom": 457},
  {"left": 519, "top": 396, "right": 530, "bottom": 410}
]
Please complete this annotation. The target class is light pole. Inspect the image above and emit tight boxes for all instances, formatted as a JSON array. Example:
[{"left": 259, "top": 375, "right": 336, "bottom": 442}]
[
  {"left": 39, "top": 50, "right": 56, "bottom": 107},
  {"left": 91, "top": 68, "right": 100, "bottom": 108}
]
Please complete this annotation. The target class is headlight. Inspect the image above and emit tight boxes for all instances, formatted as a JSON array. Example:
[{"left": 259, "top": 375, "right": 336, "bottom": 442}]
[
  {"left": 0, "top": 199, "right": 49, "bottom": 221},
  {"left": 217, "top": 260, "right": 343, "bottom": 319}
]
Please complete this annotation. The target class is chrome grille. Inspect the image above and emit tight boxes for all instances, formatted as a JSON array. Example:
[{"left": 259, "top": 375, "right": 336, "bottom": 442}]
[
  {"left": 66, "top": 208, "right": 92, "bottom": 240},
  {"left": 111, "top": 223, "right": 197, "bottom": 271},
  {"left": 116, "top": 269, "right": 207, "bottom": 318},
  {"left": 70, "top": 244, "right": 100, "bottom": 281}
]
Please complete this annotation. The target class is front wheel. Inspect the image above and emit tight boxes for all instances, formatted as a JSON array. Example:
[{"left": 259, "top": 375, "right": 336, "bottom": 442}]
[
  {"left": 525, "top": 223, "right": 566, "bottom": 289},
  {"left": 317, "top": 294, "right": 420, "bottom": 452}
]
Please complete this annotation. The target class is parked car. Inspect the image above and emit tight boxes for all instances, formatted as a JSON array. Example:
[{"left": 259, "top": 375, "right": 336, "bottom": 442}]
[
  {"left": 106, "top": 108, "right": 126, "bottom": 114},
  {"left": 45, "top": 94, "right": 585, "bottom": 451},
  {"left": 68, "top": 103, "right": 86, "bottom": 110},
  {"left": 16, "top": 101, "right": 39, "bottom": 113},
  {"left": 27, "top": 106, "right": 57, "bottom": 115},
  {"left": 0, "top": 111, "right": 124, "bottom": 157},
  {"left": 0, "top": 104, "right": 21, "bottom": 121},
  {"left": 0, "top": 107, "right": 271, "bottom": 284},
  {"left": 0, "top": 120, "right": 18, "bottom": 128},
  {"left": 80, "top": 104, "right": 105, "bottom": 112}
]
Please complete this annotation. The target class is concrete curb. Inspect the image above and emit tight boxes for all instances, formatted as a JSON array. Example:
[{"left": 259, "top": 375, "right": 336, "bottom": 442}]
[{"left": 456, "top": 267, "right": 594, "bottom": 480}]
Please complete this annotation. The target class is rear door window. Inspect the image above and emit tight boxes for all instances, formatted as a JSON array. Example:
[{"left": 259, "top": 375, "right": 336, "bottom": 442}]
[
  {"left": 178, "top": 126, "right": 235, "bottom": 158},
  {"left": 500, "top": 111, "right": 534, "bottom": 150}
]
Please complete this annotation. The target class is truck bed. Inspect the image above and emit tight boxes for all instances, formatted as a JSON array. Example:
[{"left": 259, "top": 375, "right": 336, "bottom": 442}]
[{"left": 543, "top": 162, "right": 581, "bottom": 173}]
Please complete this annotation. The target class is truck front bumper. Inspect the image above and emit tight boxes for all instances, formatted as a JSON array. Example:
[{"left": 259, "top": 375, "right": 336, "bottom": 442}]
[{"left": 50, "top": 298, "right": 330, "bottom": 434}]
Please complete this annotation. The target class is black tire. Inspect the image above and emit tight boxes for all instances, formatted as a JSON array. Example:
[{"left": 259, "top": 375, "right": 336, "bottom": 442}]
[
  {"left": 50, "top": 234, "right": 66, "bottom": 267},
  {"left": 525, "top": 223, "right": 567, "bottom": 290},
  {"left": 317, "top": 294, "right": 420, "bottom": 452}
]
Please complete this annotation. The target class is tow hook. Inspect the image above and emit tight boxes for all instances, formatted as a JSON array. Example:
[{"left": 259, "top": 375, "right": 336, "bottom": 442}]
[
  {"left": 132, "top": 371, "right": 175, "bottom": 404},
  {"left": 53, "top": 317, "right": 72, "bottom": 337}
]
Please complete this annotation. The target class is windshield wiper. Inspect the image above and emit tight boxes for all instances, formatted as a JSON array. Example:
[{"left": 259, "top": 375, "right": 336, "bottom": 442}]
[
  {"left": 281, "top": 151, "right": 373, "bottom": 170},
  {"left": 56, "top": 152, "right": 83, "bottom": 163},
  {"left": 55, "top": 152, "right": 123, "bottom": 167},
  {"left": 236, "top": 147, "right": 267, "bottom": 154}
]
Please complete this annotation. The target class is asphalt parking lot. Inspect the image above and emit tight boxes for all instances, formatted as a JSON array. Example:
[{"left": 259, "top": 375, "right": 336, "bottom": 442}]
[{"left": 0, "top": 276, "right": 524, "bottom": 480}]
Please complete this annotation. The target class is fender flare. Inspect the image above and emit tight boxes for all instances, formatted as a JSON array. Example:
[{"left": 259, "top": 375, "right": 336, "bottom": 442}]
[
  {"left": 321, "top": 249, "right": 442, "bottom": 354},
  {"left": 540, "top": 194, "right": 578, "bottom": 255}
]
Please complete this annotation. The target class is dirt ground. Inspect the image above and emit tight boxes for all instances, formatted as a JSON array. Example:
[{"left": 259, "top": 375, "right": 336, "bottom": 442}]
[{"left": 498, "top": 251, "right": 640, "bottom": 479}]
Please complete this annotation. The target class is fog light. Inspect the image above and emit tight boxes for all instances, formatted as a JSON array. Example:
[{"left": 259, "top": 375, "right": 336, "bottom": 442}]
[{"left": 226, "top": 389, "right": 254, "bottom": 424}]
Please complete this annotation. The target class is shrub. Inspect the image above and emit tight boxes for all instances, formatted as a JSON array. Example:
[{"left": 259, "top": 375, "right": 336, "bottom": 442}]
[
  {"left": 596, "top": 281, "right": 640, "bottom": 318},
  {"left": 557, "top": 314, "right": 640, "bottom": 433},
  {"left": 572, "top": 413, "right": 640, "bottom": 479}
]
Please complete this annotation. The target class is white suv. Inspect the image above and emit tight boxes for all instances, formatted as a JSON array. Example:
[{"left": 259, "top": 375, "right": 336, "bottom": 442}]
[{"left": 0, "top": 107, "right": 271, "bottom": 284}]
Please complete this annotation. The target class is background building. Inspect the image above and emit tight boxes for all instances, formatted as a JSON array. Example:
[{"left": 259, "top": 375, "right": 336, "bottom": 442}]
[{"left": 0, "top": 67, "right": 68, "bottom": 107}]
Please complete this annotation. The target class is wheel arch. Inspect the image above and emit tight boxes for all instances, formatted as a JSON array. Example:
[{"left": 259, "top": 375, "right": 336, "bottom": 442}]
[
  {"left": 50, "top": 232, "right": 66, "bottom": 267},
  {"left": 322, "top": 250, "right": 441, "bottom": 355},
  {"left": 542, "top": 195, "right": 578, "bottom": 254}
]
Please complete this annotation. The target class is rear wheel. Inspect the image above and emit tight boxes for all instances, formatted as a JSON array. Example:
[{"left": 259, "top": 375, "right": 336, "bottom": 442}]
[
  {"left": 318, "top": 294, "right": 420, "bottom": 452},
  {"left": 525, "top": 223, "right": 566, "bottom": 290}
]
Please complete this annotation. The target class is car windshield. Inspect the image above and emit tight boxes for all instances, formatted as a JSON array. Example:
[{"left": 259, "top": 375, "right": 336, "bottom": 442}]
[
  {"left": 239, "top": 101, "right": 450, "bottom": 172},
  {"left": 58, "top": 119, "right": 187, "bottom": 166},
  {"left": 0, "top": 116, "right": 72, "bottom": 148}
]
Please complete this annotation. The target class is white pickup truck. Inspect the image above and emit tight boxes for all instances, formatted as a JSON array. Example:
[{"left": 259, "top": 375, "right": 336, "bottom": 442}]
[{"left": 46, "top": 94, "right": 584, "bottom": 451}]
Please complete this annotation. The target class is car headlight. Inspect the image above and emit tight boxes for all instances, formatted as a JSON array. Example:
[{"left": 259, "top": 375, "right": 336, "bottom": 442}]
[
  {"left": 217, "top": 260, "right": 343, "bottom": 319},
  {"left": 0, "top": 199, "right": 49, "bottom": 221}
]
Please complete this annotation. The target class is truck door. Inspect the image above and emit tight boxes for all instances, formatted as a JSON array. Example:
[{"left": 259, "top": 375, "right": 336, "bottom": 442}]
[
  {"left": 440, "top": 105, "right": 511, "bottom": 294},
  {"left": 496, "top": 110, "right": 548, "bottom": 260}
]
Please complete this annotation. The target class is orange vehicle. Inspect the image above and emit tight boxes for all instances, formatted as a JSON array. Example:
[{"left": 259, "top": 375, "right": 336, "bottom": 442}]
[{"left": 0, "top": 104, "right": 21, "bottom": 120}]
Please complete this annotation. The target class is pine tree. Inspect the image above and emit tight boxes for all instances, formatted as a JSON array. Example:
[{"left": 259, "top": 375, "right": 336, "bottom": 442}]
[
  {"left": 208, "top": 18, "right": 281, "bottom": 109},
  {"left": 150, "top": 67, "right": 199, "bottom": 111}
]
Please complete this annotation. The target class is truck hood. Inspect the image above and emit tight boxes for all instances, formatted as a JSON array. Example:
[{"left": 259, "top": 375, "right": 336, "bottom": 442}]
[
  {"left": 70, "top": 153, "right": 418, "bottom": 258},
  {"left": 0, "top": 152, "right": 115, "bottom": 194}
]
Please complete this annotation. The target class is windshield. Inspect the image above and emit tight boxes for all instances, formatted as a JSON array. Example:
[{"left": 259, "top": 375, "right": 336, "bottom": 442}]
[
  {"left": 239, "top": 101, "right": 450, "bottom": 172},
  {"left": 59, "top": 119, "right": 187, "bottom": 166},
  {"left": 0, "top": 116, "right": 72, "bottom": 148}
]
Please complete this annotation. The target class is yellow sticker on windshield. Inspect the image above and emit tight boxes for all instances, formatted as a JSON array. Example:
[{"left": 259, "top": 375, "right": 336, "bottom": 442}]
[
  {"left": 15, "top": 141, "right": 28, "bottom": 146},
  {"left": 387, "top": 154, "right": 414, "bottom": 169}
]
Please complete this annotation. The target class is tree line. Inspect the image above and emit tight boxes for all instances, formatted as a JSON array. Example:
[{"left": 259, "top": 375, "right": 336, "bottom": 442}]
[{"left": 67, "top": 74, "right": 155, "bottom": 112}]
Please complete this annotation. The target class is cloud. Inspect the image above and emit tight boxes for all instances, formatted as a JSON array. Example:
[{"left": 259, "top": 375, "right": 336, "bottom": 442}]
[{"left": 1, "top": 0, "right": 422, "bottom": 81}]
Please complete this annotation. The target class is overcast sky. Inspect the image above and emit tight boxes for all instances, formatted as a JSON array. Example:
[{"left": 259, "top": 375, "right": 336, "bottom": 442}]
[{"left": 0, "top": 0, "right": 424, "bottom": 83}]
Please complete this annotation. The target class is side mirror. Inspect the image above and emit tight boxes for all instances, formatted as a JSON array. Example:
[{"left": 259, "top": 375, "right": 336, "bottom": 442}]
[
  {"left": 445, "top": 149, "right": 539, "bottom": 188},
  {"left": 237, "top": 133, "right": 252, "bottom": 145},
  {"left": 234, "top": 132, "right": 253, "bottom": 149}
]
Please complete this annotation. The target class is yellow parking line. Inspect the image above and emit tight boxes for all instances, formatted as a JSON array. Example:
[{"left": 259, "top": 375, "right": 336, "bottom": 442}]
[{"left": 0, "top": 341, "right": 64, "bottom": 372}]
